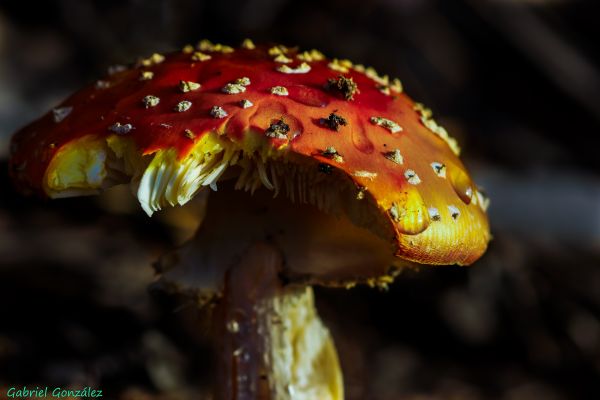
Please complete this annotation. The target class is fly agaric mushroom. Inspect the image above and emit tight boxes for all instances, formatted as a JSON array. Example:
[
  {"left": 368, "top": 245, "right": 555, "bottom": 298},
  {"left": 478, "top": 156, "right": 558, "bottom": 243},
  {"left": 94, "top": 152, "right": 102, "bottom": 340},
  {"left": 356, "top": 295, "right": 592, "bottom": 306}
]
[{"left": 9, "top": 39, "right": 490, "bottom": 399}]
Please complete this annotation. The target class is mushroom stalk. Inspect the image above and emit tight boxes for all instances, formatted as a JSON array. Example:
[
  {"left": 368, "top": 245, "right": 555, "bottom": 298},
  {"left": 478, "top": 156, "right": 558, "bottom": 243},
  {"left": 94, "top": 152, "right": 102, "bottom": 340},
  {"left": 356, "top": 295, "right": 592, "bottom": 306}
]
[{"left": 213, "top": 242, "right": 343, "bottom": 399}]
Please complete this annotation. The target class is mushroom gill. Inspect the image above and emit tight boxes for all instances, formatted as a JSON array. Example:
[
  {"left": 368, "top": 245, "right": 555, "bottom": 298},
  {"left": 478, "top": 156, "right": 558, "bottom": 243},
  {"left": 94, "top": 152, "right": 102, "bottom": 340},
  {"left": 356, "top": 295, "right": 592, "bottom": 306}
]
[{"left": 43, "top": 130, "right": 408, "bottom": 289}]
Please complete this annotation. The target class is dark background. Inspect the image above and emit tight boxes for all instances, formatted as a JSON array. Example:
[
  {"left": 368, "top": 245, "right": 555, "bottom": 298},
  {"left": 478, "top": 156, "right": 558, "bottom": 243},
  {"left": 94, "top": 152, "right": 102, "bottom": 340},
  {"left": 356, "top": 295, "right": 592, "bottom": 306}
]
[{"left": 1, "top": 0, "right": 599, "bottom": 399}]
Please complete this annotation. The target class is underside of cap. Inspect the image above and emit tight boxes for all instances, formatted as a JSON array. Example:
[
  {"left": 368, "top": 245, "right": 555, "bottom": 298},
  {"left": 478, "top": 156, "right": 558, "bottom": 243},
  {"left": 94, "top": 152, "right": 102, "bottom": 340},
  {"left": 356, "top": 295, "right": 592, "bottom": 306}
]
[{"left": 9, "top": 40, "right": 491, "bottom": 267}]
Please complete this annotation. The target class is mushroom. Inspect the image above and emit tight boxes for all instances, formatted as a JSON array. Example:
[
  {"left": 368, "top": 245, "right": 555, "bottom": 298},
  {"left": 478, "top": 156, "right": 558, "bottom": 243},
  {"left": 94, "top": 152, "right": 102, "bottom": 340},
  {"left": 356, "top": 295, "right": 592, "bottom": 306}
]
[{"left": 9, "top": 39, "right": 490, "bottom": 399}]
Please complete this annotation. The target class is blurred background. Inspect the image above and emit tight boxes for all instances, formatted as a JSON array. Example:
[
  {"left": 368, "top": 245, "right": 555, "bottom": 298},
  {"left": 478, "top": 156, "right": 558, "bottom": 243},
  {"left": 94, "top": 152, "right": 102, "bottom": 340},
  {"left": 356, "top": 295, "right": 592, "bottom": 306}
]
[{"left": 1, "top": 0, "right": 599, "bottom": 399}]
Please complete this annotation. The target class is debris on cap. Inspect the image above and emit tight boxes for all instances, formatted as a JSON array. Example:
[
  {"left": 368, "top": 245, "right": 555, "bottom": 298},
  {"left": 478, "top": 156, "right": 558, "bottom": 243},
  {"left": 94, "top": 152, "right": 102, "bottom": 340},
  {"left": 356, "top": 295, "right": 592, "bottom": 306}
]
[
  {"left": 182, "top": 44, "right": 195, "bottom": 54},
  {"left": 448, "top": 205, "right": 461, "bottom": 220},
  {"left": 191, "top": 52, "right": 212, "bottom": 62},
  {"left": 321, "top": 147, "right": 344, "bottom": 163},
  {"left": 277, "top": 63, "right": 311, "bottom": 74},
  {"left": 108, "top": 64, "right": 126, "bottom": 75},
  {"left": 175, "top": 101, "right": 192, "bottom": 112},
  {"left": 222, "top": 83, "right": 246, "bottom": 94},
  {"left": 274, "top": 54, "right": 293, "bottom": 64},
  {"left": 428, "top": 207, "right": 441, "bottom": 221},
  {"left": 197, "top": 39, "right": 234, "bottom": 53},
  {"left": 268, "top": 45, "right": 289, "bottom": 56},
  {"left": 353, "top": 170, "right": 377, "bottom": 180},
  {"left": 431, "top": 162, "right": 446, "bottom": 178},
  {"left": 326, "top": 76, "right": 359, "bottom": 101},
  {"left": 95, "top": 80, "right": 111, "bottom": 89},
  {"left": 239, "top": 99, "right": 254, "bottom": 109},
  {"left": 52, "top": 107, "right": 72, "bottom": 123},
  {"left": 383, "top": 149, "right": 403, "bottom": 165},
  {"left": 241, "top": 38, "right": 256, "bottom": 50},
  {"left": 210, "top": 106, "right": 228, "bottom": 119},
  {"left": 184, "top": 129, "right": 196, "bottom": 139},
  {"left": 142, "top": 95, "right": 160, "bottom": 108},
  {"left": 136, "top": 53, "right": 165, "bottom": 67},
  {"left": 270, "top": 86, "right": 289, "bottom": 96},
  {"left": 328, "top": 59, "right": 353, "bottom": 73},
  {"left": 109, "top": 122, "right": 133, "bottom": 135},
  {"left": 265, "top": 119, "right": 290, "bottom": 139},
  {"left": 139, "top": 71, "right": 154, "bottom": 81},
  {"left": 320, "top": 113, "right": 348, "bottom": 131},
  {"left": 297, "top": 49, "right": 325, "bottom": 62},
  {"left": 370, "top": 116, "right": 402, "bottom": 133},
  {"left": 180, "top": 81, "right": 201, "bottom": 93},
  {"left": 404, "top": 169, "right": 421, "bottom": 185}
]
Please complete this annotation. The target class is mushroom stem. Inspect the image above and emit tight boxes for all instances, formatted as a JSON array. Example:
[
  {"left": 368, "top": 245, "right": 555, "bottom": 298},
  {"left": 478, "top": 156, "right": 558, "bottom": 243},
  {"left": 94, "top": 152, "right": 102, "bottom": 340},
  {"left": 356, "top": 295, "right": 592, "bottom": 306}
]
[{"left": 214, "top": 242, "right": 343, "bottom": 399}]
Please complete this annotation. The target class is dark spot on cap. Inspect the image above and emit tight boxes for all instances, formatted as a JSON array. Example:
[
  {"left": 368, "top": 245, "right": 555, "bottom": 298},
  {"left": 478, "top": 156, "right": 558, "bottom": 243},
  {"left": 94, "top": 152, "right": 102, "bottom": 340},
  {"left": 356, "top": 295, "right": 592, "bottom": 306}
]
[
  {"left": 320, "top": 113, "right": 348, "bottom": 131},
  {"left": 326, "top": 75, "right": 359, "bottom": 101},
  {"left": 184, "top": 129, "right": 196, "bottom": 139},
  {"left": 265, "top": 119, "right": 290, "bottom": 139}
]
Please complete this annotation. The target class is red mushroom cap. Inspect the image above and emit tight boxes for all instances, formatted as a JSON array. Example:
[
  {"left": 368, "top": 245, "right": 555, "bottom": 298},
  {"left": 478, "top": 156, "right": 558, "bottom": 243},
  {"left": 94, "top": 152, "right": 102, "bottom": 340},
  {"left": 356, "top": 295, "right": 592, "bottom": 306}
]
[{"left": 9, "top": 40, "right": 490, "bottom": 266}]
